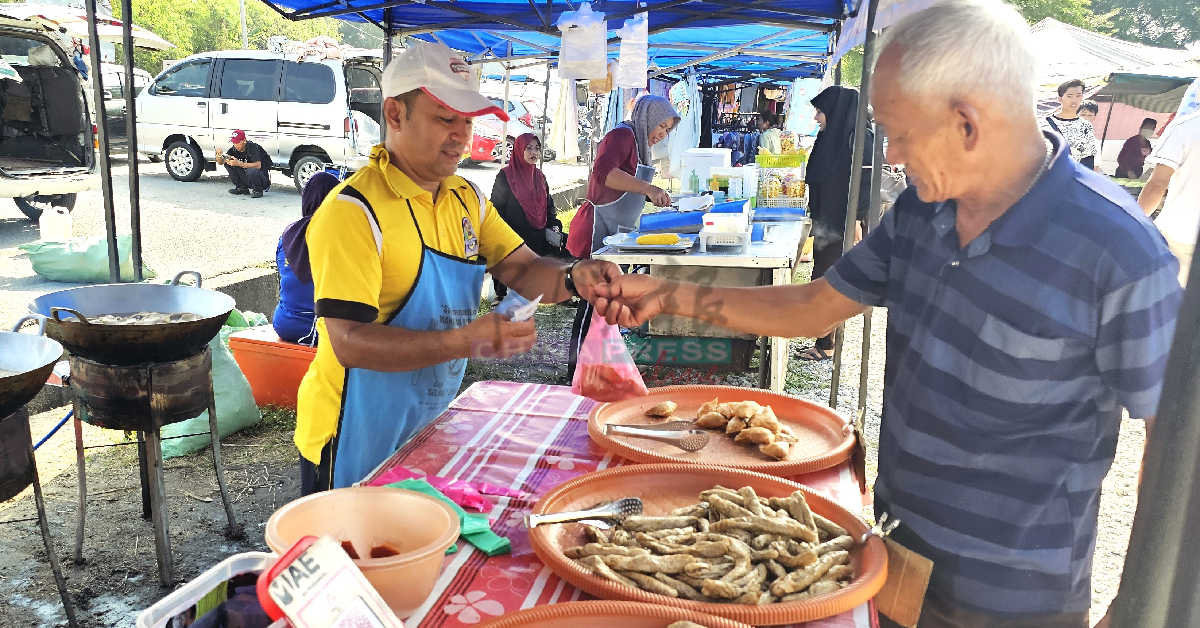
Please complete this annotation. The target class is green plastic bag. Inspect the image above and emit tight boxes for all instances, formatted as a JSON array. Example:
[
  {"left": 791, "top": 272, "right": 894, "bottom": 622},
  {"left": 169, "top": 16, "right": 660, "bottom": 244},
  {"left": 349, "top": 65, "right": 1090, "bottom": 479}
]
[
  {"left": 161, "top": 311, "right": 266, "bottom": 459},
  {"left": 19, "top": 235, "right": 155, "bottom": 283},
  {"left": 384, "top": 479, "right": 512, "bottom": 557}
]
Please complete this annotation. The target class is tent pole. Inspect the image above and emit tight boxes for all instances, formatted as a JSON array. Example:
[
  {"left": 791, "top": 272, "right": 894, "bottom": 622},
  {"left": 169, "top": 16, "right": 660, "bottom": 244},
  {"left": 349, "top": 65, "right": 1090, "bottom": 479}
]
[
  {"left": 832, "top": 23, "right": 842, "bottom": 85},
  {"left": 541, "top": 60, "right": 551, "bottom": 170},
  {"left": 501, "top": 62, "right": 511, "bottom": 166},
  {"left": 1099, "top": 95, "right": 1115, "bottom": 168},
  {"left": 856, "top": 126, "right": 886, "bottom": 429},
  {"left": 829, "top": 0, "right": 878, "bottom": 409},
  {"left": 121, "top": 0, "right": 142, "bottom": 282},
  {"left": 239, "top": 0, "right": 249, "bottom": 50},
  {"left": 85, "top": 0, "right": 120, "bottom": 283},
  {"left": 382, "top": 8, "right": 394, "bottom": 67}
]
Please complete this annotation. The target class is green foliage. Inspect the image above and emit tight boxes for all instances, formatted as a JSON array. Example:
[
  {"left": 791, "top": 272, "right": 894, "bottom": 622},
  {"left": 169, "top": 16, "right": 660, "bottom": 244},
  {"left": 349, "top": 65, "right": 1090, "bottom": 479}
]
[
  {"left": 111, "top": 0, "right": 340, "bottom": 73},
  {"left": 1090, "top": 0, "right": 1200, "bottom": 47},
  {"left": 838, "top": 47, "right": 863, "bottom": 88},
  {"left": 1006, "top": 0, "right": 1112, "bottom": 30}
]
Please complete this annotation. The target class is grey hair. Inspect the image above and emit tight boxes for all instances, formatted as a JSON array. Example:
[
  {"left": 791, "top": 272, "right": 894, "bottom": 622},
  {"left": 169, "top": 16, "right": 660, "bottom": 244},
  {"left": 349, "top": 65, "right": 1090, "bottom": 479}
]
[{"left": 876, "top": 0, "right": 1037, "bottom": 116}]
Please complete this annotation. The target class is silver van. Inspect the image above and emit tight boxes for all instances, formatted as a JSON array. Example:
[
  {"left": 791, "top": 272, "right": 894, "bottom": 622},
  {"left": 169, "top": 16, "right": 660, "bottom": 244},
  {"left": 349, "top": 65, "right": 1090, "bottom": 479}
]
[{"left": 136, "top": 49, "right": 383, "bottom": 190}]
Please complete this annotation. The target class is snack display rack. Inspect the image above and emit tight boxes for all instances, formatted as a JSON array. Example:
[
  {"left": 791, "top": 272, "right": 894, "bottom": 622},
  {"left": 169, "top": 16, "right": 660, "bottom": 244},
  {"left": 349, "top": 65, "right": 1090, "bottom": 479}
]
[{"left": 756, "top": 153, "right": 808, "bottom": 209}]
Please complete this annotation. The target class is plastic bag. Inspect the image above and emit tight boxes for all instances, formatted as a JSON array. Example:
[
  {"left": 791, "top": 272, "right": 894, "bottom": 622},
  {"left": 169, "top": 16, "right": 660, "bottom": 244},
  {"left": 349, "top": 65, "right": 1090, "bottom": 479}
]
[
  {"left": 20, "top": 234, "right": 155, "bottom": 283},
  {"left": 161, "top": 310, "right": 265, "bottom": 458},
  {"left": 613, "top": 13, "right": 648, "bottom": 89},
  {"left": 557, "top": 2, "right": 607, "bottom": 80},
  {"left": 571, "top": 310, "right": 649, "bottom": 402}
]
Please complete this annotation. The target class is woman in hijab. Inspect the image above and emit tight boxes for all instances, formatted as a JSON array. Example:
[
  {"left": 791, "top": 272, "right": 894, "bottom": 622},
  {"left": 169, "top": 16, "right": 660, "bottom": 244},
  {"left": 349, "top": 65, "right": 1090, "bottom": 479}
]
[
  {"left": 565, "top": 95, "right": 679, "bottom": 379},
  {"left": 801, "top": 86, "right": 873, "bottom": 361},
  {"left": 566, "top": 95, "right": 680, "bottom": 259},
  {"left": 273, "top": 171, "right": 340, "bottom": 345},
  {"left": 490, "top": 133, "right": 564, "bottom": 300}
]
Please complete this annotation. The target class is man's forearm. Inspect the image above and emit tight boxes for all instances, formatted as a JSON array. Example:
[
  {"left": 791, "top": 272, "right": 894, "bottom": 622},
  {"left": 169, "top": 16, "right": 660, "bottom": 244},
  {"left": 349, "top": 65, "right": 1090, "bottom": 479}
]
[
  {"left": 656, "top": 279, "right": 857, "bottom": 339},
  {"left": 1138, "top": 182, "right": 1168, "bottom": 215},
  {"left": 506, "top": 256, "right": 570, "bottom": 303},
  {"left": 326, "top": 321, "right": 469, "bottom": 372}
]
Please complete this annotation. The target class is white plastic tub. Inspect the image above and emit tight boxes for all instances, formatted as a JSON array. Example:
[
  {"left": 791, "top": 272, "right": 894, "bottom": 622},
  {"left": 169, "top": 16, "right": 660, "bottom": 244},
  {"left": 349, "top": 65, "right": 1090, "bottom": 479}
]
[{"left": 137, "top": 552, "right": 277, "bottom": 628}]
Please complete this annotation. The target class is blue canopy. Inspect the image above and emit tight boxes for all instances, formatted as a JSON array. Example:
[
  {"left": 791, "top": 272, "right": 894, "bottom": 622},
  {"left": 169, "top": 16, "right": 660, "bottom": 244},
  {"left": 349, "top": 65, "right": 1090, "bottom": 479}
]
[{"left": 256, "top": 0, "right": 849, "bottom": 82}]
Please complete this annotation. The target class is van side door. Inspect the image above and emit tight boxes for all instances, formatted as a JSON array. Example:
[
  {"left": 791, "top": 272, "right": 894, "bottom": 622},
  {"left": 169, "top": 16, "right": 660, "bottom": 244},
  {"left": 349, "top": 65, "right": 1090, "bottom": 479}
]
[
  {"left": 277, "top": 60, "right": 340, "bottom": 167},
  {"left": 211, "top": 58, "right": 281, "bottom": 162},
  {"left": 137, "top": 58, "right": 214, "bottom": 155}
]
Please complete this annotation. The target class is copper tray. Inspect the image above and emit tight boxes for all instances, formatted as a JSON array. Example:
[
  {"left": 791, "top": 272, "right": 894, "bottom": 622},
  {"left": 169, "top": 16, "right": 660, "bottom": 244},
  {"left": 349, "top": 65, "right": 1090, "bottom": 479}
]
[
  {"left": 528, "top": 464, "right": 887, "bottom": 626},
  {"left": 476, "top": 600, "right": 751, "bottom": 628},
  {"left": 588, "top": 385, "right": 854, "bottom": 475}
]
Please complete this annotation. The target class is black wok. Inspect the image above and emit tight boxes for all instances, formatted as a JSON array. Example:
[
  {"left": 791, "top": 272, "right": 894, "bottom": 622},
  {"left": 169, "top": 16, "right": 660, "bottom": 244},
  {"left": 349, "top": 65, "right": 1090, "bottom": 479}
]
[
  {"left": 27, "top": 271, "right": 236, "bottom": 366},
  {"left": 0, "top": 316, "right": 64, "bottom": 419}
]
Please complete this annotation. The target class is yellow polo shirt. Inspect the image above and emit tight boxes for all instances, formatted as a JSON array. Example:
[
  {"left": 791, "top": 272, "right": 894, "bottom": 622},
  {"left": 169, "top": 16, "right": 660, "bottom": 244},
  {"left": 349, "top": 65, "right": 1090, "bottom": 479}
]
[{"left": 294, "top": 145, "right": 524, "bottom": 464}]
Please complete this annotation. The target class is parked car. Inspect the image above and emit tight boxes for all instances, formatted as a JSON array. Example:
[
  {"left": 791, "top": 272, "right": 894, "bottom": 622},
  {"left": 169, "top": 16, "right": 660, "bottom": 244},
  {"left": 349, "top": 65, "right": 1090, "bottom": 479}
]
[
  {"left": 460, "top": 99, "right": 553, "bottom": 164},
  {"left": 136, "top": 49, "right": 383, "bottom": 190},
  {"left": 97, "top": 62, "right": 151, "bottom": 150},
  {"left": 0, "top": 16, "right": 98, "bottom": 219}
]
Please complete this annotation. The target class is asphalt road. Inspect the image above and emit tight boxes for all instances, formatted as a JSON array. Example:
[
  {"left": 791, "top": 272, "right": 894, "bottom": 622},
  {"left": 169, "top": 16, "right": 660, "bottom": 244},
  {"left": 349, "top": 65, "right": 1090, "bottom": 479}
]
[{"left": 0, "top": 156, "right": 587, "bottom": 327}]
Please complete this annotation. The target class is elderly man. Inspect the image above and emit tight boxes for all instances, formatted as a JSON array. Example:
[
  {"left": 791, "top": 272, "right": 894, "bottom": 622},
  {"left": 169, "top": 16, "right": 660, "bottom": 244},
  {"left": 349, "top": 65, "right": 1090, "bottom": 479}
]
[
  {"left": 296, "top": 41, "right": 618, "bottom": 494},
  {"left": 593, "top": 1, "right": 1181, "bottom": 625}
]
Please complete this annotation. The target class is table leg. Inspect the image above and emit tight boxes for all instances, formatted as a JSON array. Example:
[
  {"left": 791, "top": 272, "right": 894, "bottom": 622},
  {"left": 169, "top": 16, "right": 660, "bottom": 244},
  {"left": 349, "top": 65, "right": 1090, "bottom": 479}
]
[
  {"left": 144, "top": 428, "right": 174, "bottom": 586},
  {"left": 31, "top": 446, "right": 80, "bottom": 628},
  {"left": 770, "top": 268, "right": 792, "bottom": 392},
  {"left": 71, "top": 406, "right": 85, "bottom": 564},
  {"left": 757, "top": 335, "right": 769, "bottom": 389},
  {"left": 137, "top": 430, "right": 151, "bottom": 520},
  {"left": 206, "top": 396, "right": 240, "bottom": 538}
]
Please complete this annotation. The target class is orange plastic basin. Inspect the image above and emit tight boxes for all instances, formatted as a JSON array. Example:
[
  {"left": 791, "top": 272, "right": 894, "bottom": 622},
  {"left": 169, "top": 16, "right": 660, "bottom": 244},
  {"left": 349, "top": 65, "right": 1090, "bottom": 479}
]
[
  {"left": 265, "top": 486, "right": 460, "bottom": 619},
  {"left": 228, "top": 326, "right": 316, "bottom": 408}
]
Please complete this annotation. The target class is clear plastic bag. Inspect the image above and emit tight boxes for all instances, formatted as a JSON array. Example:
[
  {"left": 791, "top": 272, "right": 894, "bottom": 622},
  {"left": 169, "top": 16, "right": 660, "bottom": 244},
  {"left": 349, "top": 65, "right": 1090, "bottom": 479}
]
[
  {"left": 557, "top": 2, "right": 608, "bottom": 80},
  {"left": 613, "top": 13, "right": 648, "bottom": 88},
  {"left": 571, "top": 310, "right": 649, "bottom": 402}
]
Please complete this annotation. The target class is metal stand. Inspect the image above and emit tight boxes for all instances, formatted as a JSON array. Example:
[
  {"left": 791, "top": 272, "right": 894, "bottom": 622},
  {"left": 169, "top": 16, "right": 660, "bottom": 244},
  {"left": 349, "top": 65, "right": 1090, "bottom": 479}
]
[
  {"left": 68, "top": 349, "right": 238, "bottom": 587},
  {"left": 30, "top": 446, "right": 80, "bottom": 628}
]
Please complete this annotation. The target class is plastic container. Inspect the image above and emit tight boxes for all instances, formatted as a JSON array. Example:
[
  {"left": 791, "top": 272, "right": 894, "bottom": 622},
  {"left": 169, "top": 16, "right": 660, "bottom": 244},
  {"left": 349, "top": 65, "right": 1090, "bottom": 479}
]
[
  {"left": 38, "top": 206, "right": 72, "bottom": 239},
  {"left": 228, "top": 326, "right": 317, "bottom": 409},
  {"left": 639, "top": 210, "right": 705, "bottom": 234},
  {"left": 709, "top": 200, "right": 750, "bottom": 214},
  {"left": 698, "top": 227, "right": 752, "bottom": 253},
  {"left": 137, "top": 552, "right": 276, "bottom": 628},
  {"left": 265, "top": 486, "right": 460, "bottom": 619}
]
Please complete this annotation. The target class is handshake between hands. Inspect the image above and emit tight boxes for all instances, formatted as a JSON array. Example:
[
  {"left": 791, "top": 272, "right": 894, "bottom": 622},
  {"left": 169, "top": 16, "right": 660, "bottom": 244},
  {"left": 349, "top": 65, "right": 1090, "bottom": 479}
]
[{"left": 465, "top": 260, "right": 671, "bottom": 360}]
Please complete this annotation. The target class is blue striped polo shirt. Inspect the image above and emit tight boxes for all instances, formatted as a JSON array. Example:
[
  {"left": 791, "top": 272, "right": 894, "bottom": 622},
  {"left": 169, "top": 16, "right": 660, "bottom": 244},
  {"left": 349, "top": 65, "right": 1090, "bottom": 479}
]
[{"left": 825, "top": 133, "right": 1182, "bottom": 616}]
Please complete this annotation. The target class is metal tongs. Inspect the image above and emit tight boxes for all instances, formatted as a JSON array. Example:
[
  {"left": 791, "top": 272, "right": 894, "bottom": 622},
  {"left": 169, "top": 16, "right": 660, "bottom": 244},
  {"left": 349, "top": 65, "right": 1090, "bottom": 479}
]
[
  {"left": 604, "top": 421, "right": 710, "bottom": 452},
  {"left": 860, "top": 512, "right": 901, "bottom": 544},
  {"left": 525, "top": 497, "right": 644, "bottom": 529}
]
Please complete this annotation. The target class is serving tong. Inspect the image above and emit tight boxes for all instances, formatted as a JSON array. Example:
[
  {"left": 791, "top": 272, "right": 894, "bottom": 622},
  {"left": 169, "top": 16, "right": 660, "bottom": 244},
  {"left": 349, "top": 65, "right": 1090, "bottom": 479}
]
[
  {"left": 525, "top": 497, "right": 644, "bottom": 529},
  {"left": 605, "top": 421, "right": 710, "bottom": 452}
]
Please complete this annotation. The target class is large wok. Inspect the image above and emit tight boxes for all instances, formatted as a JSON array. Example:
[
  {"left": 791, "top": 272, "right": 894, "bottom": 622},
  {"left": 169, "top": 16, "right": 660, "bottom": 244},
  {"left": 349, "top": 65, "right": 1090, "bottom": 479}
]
[
  {"left": 27, "top": 271, "right": 235, "bottom": 366},
  {"left": 0, "top": 316, "right": 64, "bottom": 419}
]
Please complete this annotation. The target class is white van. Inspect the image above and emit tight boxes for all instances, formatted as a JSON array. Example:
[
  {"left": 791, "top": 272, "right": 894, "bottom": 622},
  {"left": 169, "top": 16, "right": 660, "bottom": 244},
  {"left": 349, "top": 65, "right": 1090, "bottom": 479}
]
[{"left": 136, "top": 49, "right": 383, "bottom": 190}]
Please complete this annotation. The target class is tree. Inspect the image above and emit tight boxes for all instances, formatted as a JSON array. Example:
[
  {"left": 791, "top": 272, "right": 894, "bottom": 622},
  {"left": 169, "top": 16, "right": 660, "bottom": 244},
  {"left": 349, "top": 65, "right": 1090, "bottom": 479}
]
[
  {"left": 1006, "top": 0, "right": 1111, "bottom": 30},
  {"left": 1090, "top": 0, "right": 1200, "bottom": 47}
]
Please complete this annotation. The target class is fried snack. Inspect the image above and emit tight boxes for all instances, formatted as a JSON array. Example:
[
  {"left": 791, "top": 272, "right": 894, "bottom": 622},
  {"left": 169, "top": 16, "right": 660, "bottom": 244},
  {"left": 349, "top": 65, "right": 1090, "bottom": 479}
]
[
  {"left": 760, "top": 441, "right": 790, "bottom": 460},
  {"left": 735, "top": 427, "right": 775, "bottom": 445},
  {"left": 730, "top": 401, "right": 763, "bottom": 419},
  {"left": 812, "top": 512, "right": 848, "bottom": 539},
  {"left": 776, "top": 424, "right": 799, "bottom": 444},
  {"left": 583, "top": 524, "right": 609, "bottom": 544},
  {"left": 562, "top": 485, "right": 854, "bottom": 605},
  {"left": 725, "top": 417, "right": 748, "bottom": 435},
  {"left": 578, "top": 555, "right": 639, "bottom": 588},
  {"left": 716, "top": 403, "right": 736, "bottom": 418},
  {"left": 697, "top": 398, "right": 721, "bottom": 417},
  {"left": 696, "top": 412, "right": 729, "bottom": 428},
  {"left": 748, "top": 406, "right": 782, "bottom": 432},
  {"left": 623, "top": 571, "right": 680, "bottom": 597},
  {"left": 769, "top": 550, "right": 849, "bottom": 596},
  {"left": 815, "top": 535, "right": 855, "bottom": 556},
  {"left": 648, "top": 401, "right": 678, "bottom": 417}
]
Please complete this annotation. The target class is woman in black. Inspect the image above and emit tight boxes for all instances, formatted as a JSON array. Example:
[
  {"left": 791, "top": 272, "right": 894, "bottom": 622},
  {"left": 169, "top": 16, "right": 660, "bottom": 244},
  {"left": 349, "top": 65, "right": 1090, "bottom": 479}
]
[
  {"left": 490, "top": 133, "right": 564, "bottom": 299},
  {"left": 802, "top": 86, "right": 872, "bottom": 361}
]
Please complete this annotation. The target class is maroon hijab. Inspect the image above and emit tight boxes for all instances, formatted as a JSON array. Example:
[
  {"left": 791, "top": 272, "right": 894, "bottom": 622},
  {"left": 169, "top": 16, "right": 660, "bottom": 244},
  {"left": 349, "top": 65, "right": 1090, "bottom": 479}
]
[{"left": 501, "top": 133, "right": 549, "bottom": 229}]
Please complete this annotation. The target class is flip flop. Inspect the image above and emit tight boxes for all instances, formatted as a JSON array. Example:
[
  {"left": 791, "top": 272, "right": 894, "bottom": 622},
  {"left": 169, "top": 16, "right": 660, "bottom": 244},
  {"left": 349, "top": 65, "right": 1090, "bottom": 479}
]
[{"left": 798, "top": 347, "right": 832, "bottom": 362}]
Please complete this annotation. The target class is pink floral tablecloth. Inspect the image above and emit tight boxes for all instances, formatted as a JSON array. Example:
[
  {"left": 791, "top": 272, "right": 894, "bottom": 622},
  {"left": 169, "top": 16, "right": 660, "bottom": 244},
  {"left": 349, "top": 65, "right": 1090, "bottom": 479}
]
[{"left": 364, "top": 381, "right": 878, "bottom": 628}]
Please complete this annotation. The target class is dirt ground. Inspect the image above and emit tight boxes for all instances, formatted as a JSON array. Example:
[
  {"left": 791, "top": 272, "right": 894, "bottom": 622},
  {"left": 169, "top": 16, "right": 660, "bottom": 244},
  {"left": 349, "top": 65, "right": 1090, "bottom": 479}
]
[{"left": 0, "top": 296, "right": 1142, "bottom": 627}]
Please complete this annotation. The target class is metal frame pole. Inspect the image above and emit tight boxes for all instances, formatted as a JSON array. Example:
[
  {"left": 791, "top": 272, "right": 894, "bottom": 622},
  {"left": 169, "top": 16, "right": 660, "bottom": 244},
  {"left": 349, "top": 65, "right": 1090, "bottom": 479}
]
[
  {"left": 382, "top": 8, "right": 394, "bottom": 67},
  {"left": 832, "top": 23, "right": 842, "bottom": 85},
  {"left": 85, "top": 0, "right": 121, "bottom": 283},
  {"left": 829, "top": 0, "right": 878, "bottom": 409},
  {"left": 239, "top": 0, "right": 249, "bottom": 49},
  {"left": 121, "top": 0, "right": 143, "bottom": 282},
  {"left": 855, "top": 127, "right": 886, "bottom": 430},
  {"left": 541, "top": 60, "right": 551, "bottom": 170},
  {"left": 501, "top": 61, "right": 511, "bottom": 166},
  {"left": 1108, "top": 235, "right": 1200, "bottom": 627}
]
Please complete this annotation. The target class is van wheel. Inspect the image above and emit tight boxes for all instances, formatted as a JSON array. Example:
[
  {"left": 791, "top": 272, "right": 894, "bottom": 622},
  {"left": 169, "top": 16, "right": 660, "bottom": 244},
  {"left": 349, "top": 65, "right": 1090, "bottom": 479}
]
[
  {"left": 293, "top": 155, "right": 327, "bottom": 191},
  {"left": 14, "top": 194, "right": 75, "bottom": 221},
  {"left": 166, "top": 141, "right": 204, "bottom": 182}
]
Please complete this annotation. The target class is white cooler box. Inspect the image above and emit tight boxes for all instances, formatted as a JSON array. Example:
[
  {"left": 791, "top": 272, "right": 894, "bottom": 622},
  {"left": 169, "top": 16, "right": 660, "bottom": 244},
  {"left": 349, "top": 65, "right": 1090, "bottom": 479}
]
[{"left": 681, "top": 148, "right": 732, "bottom": 191}]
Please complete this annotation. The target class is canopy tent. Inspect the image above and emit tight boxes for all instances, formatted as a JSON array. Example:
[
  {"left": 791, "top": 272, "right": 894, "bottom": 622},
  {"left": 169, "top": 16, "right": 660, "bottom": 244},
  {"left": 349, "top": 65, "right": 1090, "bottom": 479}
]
[
  {"left": 1094, "top": 67, "right": 1200, "bottom": 113},
  {"left": 0, "top": 2, "right": 174, "bottom": 50},
  {"left": 831, "top": 0, "right": 934, "bottom": 64},
  {"left": 1030, "top": 18, "right": 1195, "bottom": 96}
]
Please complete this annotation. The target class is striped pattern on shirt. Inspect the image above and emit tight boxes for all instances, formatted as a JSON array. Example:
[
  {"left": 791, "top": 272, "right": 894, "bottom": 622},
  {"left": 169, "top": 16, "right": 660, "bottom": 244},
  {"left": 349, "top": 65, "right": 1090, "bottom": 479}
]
[{"left": 824, "top": 134, "right": 1182, "bottom": 617}]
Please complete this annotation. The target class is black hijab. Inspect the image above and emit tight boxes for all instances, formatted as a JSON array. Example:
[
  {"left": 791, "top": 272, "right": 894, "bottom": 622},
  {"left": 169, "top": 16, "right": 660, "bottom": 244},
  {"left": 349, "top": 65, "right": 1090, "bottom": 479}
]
[
  {"left": 807, "top": 86, "right": 860, "bottom": 181},
  {"left": 281, "top": 172, "right": 340, "bottom": 285}
]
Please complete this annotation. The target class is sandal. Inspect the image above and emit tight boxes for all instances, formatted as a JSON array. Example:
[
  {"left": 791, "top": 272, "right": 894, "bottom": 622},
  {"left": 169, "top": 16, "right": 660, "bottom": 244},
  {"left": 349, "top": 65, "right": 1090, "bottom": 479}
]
[{"left": 798, "top": 347, "right": 832, "bottom": 361}]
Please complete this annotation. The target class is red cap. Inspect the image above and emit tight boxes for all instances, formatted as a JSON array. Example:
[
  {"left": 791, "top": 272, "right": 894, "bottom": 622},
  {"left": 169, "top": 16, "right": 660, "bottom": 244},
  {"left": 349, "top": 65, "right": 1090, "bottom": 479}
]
[{"left": 230, "top": 129, "right": 247, "bottom": 143}]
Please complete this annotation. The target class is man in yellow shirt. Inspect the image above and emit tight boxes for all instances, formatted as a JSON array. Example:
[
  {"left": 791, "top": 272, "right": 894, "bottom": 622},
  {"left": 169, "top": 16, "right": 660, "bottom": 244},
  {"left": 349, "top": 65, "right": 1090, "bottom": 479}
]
[{"left": 297, "top": 42, "right": 619, "bottom": 493}]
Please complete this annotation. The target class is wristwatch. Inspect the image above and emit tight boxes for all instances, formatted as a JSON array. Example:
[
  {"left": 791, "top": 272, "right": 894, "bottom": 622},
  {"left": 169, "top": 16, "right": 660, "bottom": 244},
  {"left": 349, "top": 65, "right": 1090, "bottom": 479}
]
[{"left": 563, "top": 260, "right": 582, "bottom": 299}]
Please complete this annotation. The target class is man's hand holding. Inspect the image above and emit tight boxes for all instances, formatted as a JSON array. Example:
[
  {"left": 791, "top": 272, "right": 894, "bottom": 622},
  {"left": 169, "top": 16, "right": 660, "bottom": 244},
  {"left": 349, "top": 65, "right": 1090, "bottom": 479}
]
[
  {"left": 645, "top": 185, "right": 671, "bottom": 207},
  {"left": 463, "top": 312, "right": 536, "bottom": 359},
  {"left": 571, "top": 259, "right": 622, "bottom": 302},
  {"left": 593, "top": 273, "right": 670, "bottom": 327}
]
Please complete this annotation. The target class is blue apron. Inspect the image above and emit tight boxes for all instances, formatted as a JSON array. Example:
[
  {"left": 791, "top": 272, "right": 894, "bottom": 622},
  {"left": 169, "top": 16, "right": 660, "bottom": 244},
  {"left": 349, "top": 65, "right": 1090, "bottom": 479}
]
[{"left": 332, "top": 191, "right": 486, "bottom": 488}]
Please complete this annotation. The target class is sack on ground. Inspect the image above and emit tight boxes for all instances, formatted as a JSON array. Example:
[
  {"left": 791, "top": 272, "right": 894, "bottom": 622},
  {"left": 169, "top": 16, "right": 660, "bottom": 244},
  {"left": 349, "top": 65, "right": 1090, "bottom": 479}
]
[
  {"left": 161, "top": 311, "right": 266, "bottom": 458},
  {"left": 19, "top": 234, "right": 155, "bottom": 283},
  {"left": 571, "top": 310, "right": 649, "bottom": 402}
]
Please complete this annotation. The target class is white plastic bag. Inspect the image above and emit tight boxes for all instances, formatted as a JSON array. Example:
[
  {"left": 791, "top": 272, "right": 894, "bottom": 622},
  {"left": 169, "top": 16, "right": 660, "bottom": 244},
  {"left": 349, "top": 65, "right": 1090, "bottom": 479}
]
[
  {"left": 613, "top": 13, "right": 648, "bottom": 88},
  {"left": 557, "top": 2, "right": 608, "bottom": 80}
]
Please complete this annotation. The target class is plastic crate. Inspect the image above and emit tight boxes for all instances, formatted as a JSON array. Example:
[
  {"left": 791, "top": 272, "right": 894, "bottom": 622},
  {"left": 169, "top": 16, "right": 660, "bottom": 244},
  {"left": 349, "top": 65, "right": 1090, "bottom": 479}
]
[
  {"left": 755, "top": 153, "right": 807, "bottom": 168},
  {"left": 698, "top": 227, "right": 752, "bottom": 253},
  {"left": 137, "top": 552, "right": 276, "bottom": 628}
]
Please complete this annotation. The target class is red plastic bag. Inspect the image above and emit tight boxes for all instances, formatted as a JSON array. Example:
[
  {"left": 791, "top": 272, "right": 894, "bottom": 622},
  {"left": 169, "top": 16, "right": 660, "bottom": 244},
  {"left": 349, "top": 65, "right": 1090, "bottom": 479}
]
[{"left": 571, "top": 310, "right": 649, "bottom": 402}]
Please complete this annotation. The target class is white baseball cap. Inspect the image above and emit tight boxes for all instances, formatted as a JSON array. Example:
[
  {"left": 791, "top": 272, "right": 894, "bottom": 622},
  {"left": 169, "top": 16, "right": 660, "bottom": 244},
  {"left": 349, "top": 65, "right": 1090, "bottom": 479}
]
[{"left": 382, "top": 41, "right": 509, "bottom": 121}]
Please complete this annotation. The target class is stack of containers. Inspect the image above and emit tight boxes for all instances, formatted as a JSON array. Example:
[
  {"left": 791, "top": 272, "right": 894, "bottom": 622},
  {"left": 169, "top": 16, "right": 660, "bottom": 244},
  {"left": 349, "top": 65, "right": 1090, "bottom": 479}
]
[{"left": 699, "top": 200, "right": 753, "bottom": 253}]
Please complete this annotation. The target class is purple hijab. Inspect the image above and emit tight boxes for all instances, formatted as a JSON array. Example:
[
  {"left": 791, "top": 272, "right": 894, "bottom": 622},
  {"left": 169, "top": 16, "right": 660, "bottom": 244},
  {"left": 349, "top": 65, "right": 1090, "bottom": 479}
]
[{"left": 281, "top": 172, "right": 340, "bottom": 285}]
